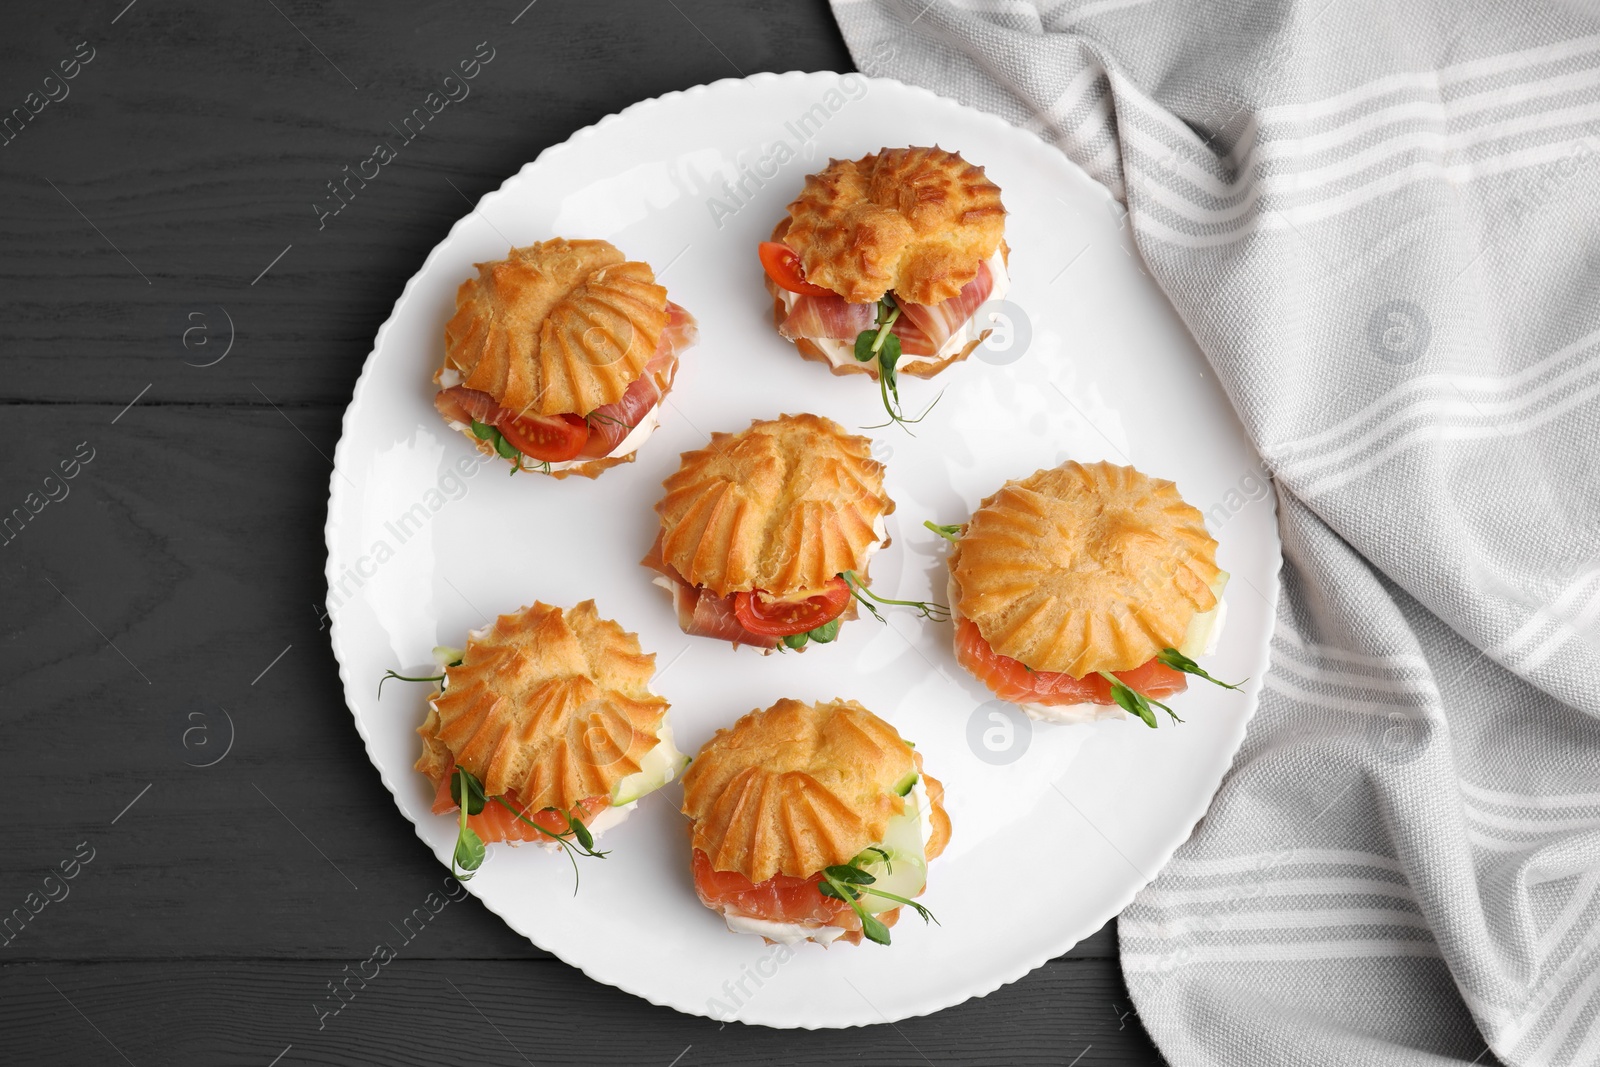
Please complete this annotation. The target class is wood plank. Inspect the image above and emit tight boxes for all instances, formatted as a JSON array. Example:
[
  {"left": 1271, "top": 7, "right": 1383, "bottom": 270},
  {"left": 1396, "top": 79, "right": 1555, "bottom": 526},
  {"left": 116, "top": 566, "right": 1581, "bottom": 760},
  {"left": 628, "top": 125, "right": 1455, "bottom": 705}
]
[{"left": 0, "top": 958, "right": 1163, "bottom": 1066}]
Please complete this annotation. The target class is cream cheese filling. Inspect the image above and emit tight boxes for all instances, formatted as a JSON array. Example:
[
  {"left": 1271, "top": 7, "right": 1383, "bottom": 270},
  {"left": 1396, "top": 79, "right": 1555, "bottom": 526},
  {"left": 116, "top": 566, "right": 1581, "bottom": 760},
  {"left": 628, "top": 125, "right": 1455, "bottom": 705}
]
[
  {"left": 855, "top": 511, "right": 889, "bottom": 575},
  {"left": 778, "top": 249, "right": 1011, "bottom": 372},
  {"left": 580, "top": 800, "right": 635, "bottom": 839},
  {"left": 720, "top": 911, "right": 850, "bottom": 946}
]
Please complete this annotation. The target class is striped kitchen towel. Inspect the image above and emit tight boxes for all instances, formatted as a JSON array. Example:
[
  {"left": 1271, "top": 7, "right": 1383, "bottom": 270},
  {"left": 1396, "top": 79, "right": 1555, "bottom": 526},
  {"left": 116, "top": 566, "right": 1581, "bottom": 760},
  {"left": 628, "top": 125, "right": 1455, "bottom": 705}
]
[{"left": 828, "top": 2, "right": 1600, "bottom": 1064}]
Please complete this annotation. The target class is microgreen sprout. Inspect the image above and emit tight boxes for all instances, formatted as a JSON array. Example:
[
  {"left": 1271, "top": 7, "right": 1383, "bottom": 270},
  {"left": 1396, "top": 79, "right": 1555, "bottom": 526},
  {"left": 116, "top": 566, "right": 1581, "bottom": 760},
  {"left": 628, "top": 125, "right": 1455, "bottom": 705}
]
[
  {"left": 853, "top": 295, "right": 942, "bottom": 434},
  {"left": 447, "top": 765, "right": 608, "bottom": 892},
  {"left": 471, "top": 418, "right": 527, "bottom": 476},
  {"left": 816, "top": 848, "right": 939, "bottom": 946},
  {"left": 378, "top": 670, "right": 444, "bottom": 699},
  {"left": 1097, "top": 648, "right": 1246, "bottom": 728},
  {"left": 377, "top": 652, "right": 463, "bottom": 699},
  {"left": 1157, "top": 648, "right": 1246, "bottom": 690},
  {"left": 450, "top": 765, "right": 487, "bottom": 880},
  {"left": 777, "top": 617, "right": 842, "bottom": 651},
  {"left": 838, "top": 570, "right": 950, "bottom": 623},
  {"left": 1098, "top": 672, "right": 1182, "bottom": 729},
  {"left": 924, "top": 521, "right": 962, "bottom": 543}
]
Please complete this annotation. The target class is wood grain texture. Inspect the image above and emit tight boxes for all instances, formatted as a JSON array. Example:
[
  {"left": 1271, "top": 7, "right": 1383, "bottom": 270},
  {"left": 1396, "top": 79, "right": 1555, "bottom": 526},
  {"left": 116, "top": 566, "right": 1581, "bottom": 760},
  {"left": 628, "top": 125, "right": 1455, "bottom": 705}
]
[
  {"left": 0, "top": 959, "right": 1159, "bottom": 1066},
  {"left": 0, "top": 1, "right": 1165, "bottom": 1063}
]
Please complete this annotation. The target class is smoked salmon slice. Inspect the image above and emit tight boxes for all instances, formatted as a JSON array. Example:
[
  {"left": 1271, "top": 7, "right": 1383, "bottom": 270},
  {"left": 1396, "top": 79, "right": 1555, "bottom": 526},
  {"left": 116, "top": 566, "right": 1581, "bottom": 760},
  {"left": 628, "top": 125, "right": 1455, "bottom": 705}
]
[
  {"left": 691, "top": 848, "right": 857, "bottom": 929},
  {"left": 955, "top": 617, "right": 1187, "bottom": 706}
]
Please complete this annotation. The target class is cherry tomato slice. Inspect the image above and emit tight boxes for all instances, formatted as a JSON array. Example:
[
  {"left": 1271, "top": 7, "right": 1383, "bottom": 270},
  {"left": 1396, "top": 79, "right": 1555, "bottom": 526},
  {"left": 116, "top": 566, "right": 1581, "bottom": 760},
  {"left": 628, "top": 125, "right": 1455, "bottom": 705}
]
[
  {"left": 758, "top": 241, "right": 835, "bottom": 297},
  {"left": 732, "top": 576, "right": 852, "bottom": 637},
  {"left": 495, "top": 411, "right": 590, "bottom": 463}
]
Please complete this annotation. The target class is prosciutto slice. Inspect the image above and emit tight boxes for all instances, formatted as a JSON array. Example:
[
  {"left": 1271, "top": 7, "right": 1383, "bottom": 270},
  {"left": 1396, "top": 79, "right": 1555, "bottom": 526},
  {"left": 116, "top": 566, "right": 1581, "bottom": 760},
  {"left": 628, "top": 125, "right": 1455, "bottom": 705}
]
[
  {"left": 777, "top": 293, "right": 876, "bottom": 342},
  {"left": 579, "top": 300, "right": 695, "bottom": 457},
  {"left": 434, "top": 384, "right": 501, "bottom": 429},
  {"left": 891, "top": 315, "right": 935, "bottom": 357},
  {"left": 776, "top": 261, "right": 996, "bottom": 360},
  {"left": 640, "top": 531, "right": 778, "bottom": 649},
  {"left": 658, "top": 298, "right": 699, "bottom": 354},
  {"left": 895, "top": 260, "right": 995, "bottom": 356}
]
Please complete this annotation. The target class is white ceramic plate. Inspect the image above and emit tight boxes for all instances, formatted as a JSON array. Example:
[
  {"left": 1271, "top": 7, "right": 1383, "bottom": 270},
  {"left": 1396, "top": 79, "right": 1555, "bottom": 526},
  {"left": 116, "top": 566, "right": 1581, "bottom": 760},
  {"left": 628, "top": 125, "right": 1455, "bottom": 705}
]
[{"left": 325, "top": 72, "right": 1280, "bottom": 1029}]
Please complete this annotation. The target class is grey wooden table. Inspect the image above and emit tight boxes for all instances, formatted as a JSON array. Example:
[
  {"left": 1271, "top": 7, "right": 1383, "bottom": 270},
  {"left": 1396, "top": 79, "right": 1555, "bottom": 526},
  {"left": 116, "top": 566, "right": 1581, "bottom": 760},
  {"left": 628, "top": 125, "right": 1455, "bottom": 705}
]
[{"left": 0, "top": 2, "right": 1167, "bottom": 1063}]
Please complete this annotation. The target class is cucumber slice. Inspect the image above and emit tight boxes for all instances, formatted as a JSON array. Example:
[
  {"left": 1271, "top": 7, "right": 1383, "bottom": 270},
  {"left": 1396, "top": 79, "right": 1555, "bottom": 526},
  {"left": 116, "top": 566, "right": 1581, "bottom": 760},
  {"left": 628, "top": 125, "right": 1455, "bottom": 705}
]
[
  {"left": 1178, "top": 571, "right": 1230, "bottom": 659},
  {"left": 853, "top": 783, "right": 928, "bottom": 914},
  {"left": 610, "top": 722, "right": 689, "bottom": 806}
]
